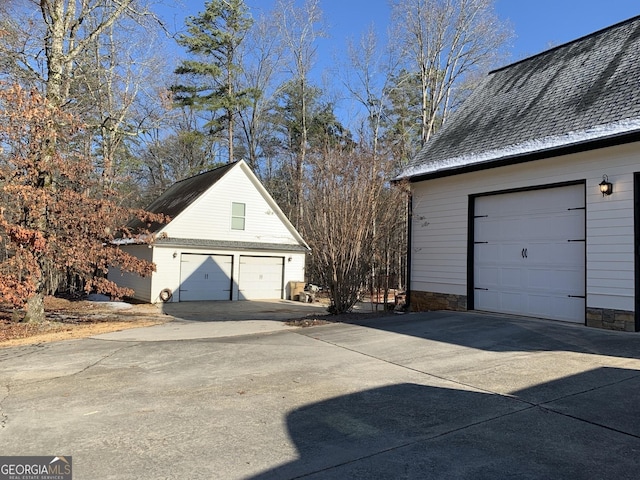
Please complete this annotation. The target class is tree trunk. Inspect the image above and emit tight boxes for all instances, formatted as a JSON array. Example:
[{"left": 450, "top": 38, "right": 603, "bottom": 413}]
[{"left": 23, "top": 291, "right": 45, "bottom": 324}]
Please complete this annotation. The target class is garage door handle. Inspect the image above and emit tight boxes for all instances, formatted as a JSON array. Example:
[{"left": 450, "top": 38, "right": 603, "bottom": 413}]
[{"left": 521, "top": 248, "right": 528, "bottom": 258}]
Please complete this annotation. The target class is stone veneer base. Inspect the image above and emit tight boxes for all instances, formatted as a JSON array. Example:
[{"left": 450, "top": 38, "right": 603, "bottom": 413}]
[
  {"left": 410, "top": 290, "right": 467, "bottom": 312},
  {"left": 410, "top": 291, "right": 638, "bottom": 332},
  {"left": 586, "top": 307, "right": 637, "bottom": 332}
]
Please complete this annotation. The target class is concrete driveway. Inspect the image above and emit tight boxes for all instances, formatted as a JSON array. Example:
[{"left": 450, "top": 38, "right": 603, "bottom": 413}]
[
  {"left": 99, "top": 299, "right": 332, "bottom": 341},
  {"left": 1, "top": 309, "right": 640, "bottom": 479}
]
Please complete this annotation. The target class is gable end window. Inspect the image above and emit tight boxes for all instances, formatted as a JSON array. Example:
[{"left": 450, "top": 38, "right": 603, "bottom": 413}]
[{"left": 231, "top": 202, "right": 246, "bottom": 230}]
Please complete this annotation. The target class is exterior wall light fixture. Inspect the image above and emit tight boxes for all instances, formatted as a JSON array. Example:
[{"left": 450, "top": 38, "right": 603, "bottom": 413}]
[{"left": 599, "top": 175, "right": 613, "bottom": 196}]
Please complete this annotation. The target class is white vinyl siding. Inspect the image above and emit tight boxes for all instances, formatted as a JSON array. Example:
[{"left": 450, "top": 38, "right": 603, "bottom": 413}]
[{"left": 411, "top": 141, "right": 638, "bottom": 314}]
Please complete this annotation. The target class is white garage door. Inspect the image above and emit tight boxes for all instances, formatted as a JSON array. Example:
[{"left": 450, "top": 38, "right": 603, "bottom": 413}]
[
  {"left": 239, "top": 256, "right": 284, "bottom": 300},
  {"left": 474, "top": 184, "right": 585, "bottom": 323},
  {"left": 179, "top": 254, "right": 233, "bottom": 301}
]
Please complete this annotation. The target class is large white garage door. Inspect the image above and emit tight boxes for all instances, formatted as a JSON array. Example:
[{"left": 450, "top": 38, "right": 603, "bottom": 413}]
[
  {"left": 474, "top": 184, "right": 585, "bottom": 323},
  {"left": 179, "top": 254, "right": 233, "bottom": 301},
  {"left": 239, "top": 256, "right": 284, "bottom": 300}
]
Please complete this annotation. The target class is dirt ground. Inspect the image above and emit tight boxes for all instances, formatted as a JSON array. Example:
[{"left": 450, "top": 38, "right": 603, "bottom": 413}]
[{"left": 0, "top": 297, "right": 172, "bottom": 348}]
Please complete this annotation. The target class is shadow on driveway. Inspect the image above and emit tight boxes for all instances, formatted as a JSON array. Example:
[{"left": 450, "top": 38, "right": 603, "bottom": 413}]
[
  {"left": 338, "top": 310, "right": 640, "bottom": 360},
  {"left": 252, "top": 367, "right": 640, "bottom": 479},
  {"left": 160, "top": 299, "right": 329, "bottom": 322}
]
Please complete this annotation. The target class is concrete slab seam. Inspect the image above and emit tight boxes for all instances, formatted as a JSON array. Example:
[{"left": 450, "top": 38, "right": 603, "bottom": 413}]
[
  {"left": 295, "top": 330, "right": 527, "bottom": 403},
  {"left": 287, "top": 405, "right": 539, "bottom": 479},
  {"left": 290, "top": 395, "right": 640, "bottom": 479},
  {"left": 538, "top": 405, "right": 640, "bottom": 441},
  {"left": 12, "top": 342, "right": 141, "bottom": 389},
  {"left": 538, "top": 372, "right": 640, "bottom": 441}
]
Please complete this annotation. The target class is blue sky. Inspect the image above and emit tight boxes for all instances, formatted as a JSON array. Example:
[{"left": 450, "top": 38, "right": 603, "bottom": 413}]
[
  {"left": 495, "top": 1, "right": 639, "bottom": 61},
  {"left": 161, "top": 1, "right": 638, "bottom": 126},
  {"left": 164, "top": 1, "right": 639, "bottom": 67}
]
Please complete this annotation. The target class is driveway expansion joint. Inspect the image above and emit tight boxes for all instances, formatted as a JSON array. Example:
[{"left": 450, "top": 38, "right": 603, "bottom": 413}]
[
  {"left": 295, "top": 329, "right": 528, "bottom": 403},
  {"left": 71, "top": 343, "right": 141, "bottom": 378},
  {"left": 294, "top": 328, "right": 640, "bottom": 443},
  {"left": 537, "top": 371, "right": 640, "bottom": 440},
  {"left": 289, "top": 405, "right": 539, "bottom": 479}
]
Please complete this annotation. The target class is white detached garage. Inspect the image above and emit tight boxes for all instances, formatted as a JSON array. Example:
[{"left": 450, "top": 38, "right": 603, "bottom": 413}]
[
  {"left": 397, "top": 16, "right": 640, "bottom": 331},
  {"left": 111, "top": 160, "right": 309, "bottom": 303}
]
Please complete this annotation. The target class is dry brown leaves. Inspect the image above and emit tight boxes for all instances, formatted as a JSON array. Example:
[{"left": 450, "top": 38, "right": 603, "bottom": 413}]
[{"left": 0, "top": 296, "right": 171, "bottom": 347}]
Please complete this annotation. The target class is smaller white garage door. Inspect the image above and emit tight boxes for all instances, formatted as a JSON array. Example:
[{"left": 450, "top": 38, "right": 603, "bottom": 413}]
[
  {"left": 474, "top": 184, "right": 585, "bottom": 323},
  {"left": 179, "top": 254, "right": 233, "bottom": 301},
  {"left": 239, "top": 256, "right": 284, "bottom": 300}
]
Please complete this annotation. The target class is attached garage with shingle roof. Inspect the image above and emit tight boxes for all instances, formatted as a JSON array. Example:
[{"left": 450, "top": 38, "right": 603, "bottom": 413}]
[{"left": 397, "top": 16, "right": 640, "bottom": 331}]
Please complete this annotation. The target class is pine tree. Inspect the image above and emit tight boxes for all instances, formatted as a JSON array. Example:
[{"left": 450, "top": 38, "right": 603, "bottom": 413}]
[{"left": 172, "top": 0, "right": 254, "bottom": 164}]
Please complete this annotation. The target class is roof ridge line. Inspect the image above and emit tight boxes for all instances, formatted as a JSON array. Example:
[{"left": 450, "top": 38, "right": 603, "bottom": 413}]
[
  {"left": 490, "top": 14, "right": 640, "bottom": 74},
  {"left": 171, "top": 160, "right": 239, "bottom": 185}
]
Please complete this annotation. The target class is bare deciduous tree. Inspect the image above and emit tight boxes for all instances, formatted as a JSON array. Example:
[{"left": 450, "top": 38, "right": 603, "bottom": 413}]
[
  {"left": 78, "top": 16, "right": 168, "bottom": 187},
  {"left": 275, "top": 0, "right": 325, "bottom": 228},
  {"left": 341, "top": 25, "right": 399, "bottom": 160},
  {"left": 303, "top": 146, "right": 405, "bottom": 314},
  {"left": 38, "top": 0, "right": 149, "bottom": 106},
  {"left": 391, "top": 0, "right": 512, "bottom": 144}
]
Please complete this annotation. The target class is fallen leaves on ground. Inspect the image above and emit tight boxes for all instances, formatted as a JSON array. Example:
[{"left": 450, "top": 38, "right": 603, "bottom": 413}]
[
  {"left": 286, "top": 310, "right": 392, "bottom": 327},
  {"left": 0, "top": 296, "right": 171, "bottom": 347}
]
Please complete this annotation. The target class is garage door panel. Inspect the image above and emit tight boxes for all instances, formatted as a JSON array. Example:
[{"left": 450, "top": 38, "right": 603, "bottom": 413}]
[
  {"left": 527, "top": 215, "right": 583, "bottom": 240},
  {"left": 180, "top": 254, "right": 233, "bottom": 301},
  {"left": 527, "top": 268, "right": 584, "bottom": 294},
  {"left": 475, "top": 265, "right": 499, "bottom": 286},
  {"left": 500, "top": 291, "right": 528, "bottom": 313},
  {"left": 474, "top": 184, "right": 585, "bottom": 323},
  {"left": 551, "top": 212, "right": 585, "bottom": 235},
  {"left": 474, "top": 243, "right": 499, "bottom": 262},
  {"left": 498, "top": 243, "right": 528, "bottom": 263},
  {"left": 475, "top": 290, "right": 500, "bottom": 311},
  {"left": 501, "top": 267, "right": 524, "bottom": 288},
  {"left": 526, "top": 242, "right": 584, "bottom": 266},
  {"left": 527, "top": 294, "right": 584, "bottom": 323},
  {"left": 239, "top": 256, "right": 284, "bottom": 300}
]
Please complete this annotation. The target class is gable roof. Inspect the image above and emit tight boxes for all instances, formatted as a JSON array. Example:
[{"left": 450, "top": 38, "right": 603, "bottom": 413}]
[
  {"left": 399, "top": 15, "right": 640, "bottom": 181},
  {"left": 127, "top": 161, "right": 308, "bottom": 249},
  {"left": 129, "top": 162, "right": 237, "bottom": 232}
]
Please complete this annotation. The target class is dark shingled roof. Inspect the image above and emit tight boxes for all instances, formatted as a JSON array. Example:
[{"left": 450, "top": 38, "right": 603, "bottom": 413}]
[
  {"left": 129, "top": 162, "right": 237, "bottom": 232},
  {"left": 401, "top": 15, "right": 640, "bottom": 180}
]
